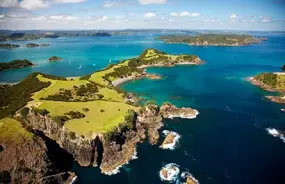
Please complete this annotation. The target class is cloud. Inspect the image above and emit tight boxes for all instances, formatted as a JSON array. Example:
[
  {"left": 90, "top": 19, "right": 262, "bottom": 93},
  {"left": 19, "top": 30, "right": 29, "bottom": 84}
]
[
  {"left": 229, "top": 13, "right": 238, "bottom": 19},
  {"left": 20, "top": 0, "right": 49, "bottom": 10},
  {"left": 144, "top": 12, "right": 156, "bottom": 18},
  {"left": 0, "top": 0, "right": 18, "bottom": 8},
  {"left": 103, "top": 1, "right": 124, "bottom": 8},
  {"left": 49, "top": 15, "right": 79, "bottom": 21},
  {"left": 0, "top": 0, "right": 87, "bottom": 10},
  {"left": 0, "top": 15, "right": 5, "bottom": 19},
  {"left": 260, "top": 16, "right": 271, "bottom": 22},
  {"left": 204, "top": 18, "right": 219, "bottom": 23},
  {"left": 139, "top": 0, "right": 167, "bottom": 5},
  {"left": 171, "top": 11, "right": 201, "bottom": 17},
  {"left": 53, "top": 0, "right": 86, "bottom": 2}
]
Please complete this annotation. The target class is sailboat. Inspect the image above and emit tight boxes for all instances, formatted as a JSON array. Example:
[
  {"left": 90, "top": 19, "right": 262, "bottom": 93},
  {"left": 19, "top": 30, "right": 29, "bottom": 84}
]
[
  {"left": 109, "top": 59, "right": 112, "bottom": 63},
  {"left": 78, "top": 64, "right": 82, "bottom": 69}
]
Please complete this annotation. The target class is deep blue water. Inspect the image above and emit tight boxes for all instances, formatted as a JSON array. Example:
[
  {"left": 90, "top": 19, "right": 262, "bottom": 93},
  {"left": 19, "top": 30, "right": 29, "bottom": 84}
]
[{"left": 1, "top": 32, "right": 285, "bottom": 184}]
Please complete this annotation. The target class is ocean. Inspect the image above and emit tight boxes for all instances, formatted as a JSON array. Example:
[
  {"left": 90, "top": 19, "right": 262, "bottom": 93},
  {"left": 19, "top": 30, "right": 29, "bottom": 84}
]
[{"left": 1, "top": 32, "right": 285, "bottom": 184}]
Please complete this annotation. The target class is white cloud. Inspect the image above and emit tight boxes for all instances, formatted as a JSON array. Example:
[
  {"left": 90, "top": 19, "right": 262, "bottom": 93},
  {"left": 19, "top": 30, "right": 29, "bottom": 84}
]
[
  {"left": 260, "top": 16, "right": 271, "bottom": 22},
  {"left": 103, "top": 1, "right": 122, "bottom": 8},
  {"left": 0, "top": 15, "right": 5, "bottom": 19},
  {"left": 0, "top": 0, "right": 18, "bottom": 8},
  {"left": 53, "top": 0, "right": 86, "bottom": 2},
  {"left": 171, "top": 11, "right": 201, "bottom": 17},
  {"left": 144, "top": 12, "right": 156, "bottom": 18},
  {"left": 49, "top": 15, "right": 79, "bottom": 21},
  {"left": 19, "top": 0, "right": 50, "bottom": 10},
  {"left": 230, "top": 13, "right": 238, "bottom": 19},
  {"left": 204, "top": 18, "right": 219, "bottom": 23},
  {"left": 139, "top": 0, "right": 167, "bottom": 5}
]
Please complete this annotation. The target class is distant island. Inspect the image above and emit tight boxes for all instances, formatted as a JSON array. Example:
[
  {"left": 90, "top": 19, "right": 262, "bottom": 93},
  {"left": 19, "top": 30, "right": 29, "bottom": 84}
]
[
  {"left": 250, "top": 70, "right": 285, "bottom": 109},
  {"left": 157, "top": 34, "right": 266, "bottom": 46},
  {"left": 0, "top": 59, "right": 33, "bottom": 72},
  {"left": 48, "top": 56, "right": 62, "bottom": 62},
  {"left": 0, "top": 31, "right": 112, "bottom": 41},
  {"left": 26, "top": 43, "right": 50, "bottom": 48},
  {"left": 0, "top": 48, "right": 201, "bottom": 183},
  {"left": 0, "top": 43, "right": 20, "bottom": 49}
]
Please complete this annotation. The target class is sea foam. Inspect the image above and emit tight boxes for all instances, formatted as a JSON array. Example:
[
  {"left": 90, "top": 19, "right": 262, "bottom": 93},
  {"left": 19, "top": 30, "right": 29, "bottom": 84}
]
[
  {"left": 159, "top": 163, "right": 180, "bottom": 183},
  {"left": 266, "top": 128, "right": 285, "bottom": 143},
  {"left": 102, "top": 147, "right": 138, "bottom": 175},
  {"left": 161, "top": 130, "right": 181, "bottom": 150}
]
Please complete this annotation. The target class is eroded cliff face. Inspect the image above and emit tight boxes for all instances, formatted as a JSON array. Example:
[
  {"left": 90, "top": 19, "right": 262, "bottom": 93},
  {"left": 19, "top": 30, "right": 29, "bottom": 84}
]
[
  {"left": 18, "top": 103, "right": 195, "bottom": 175},
  {"left": 0, "top": 132, "right": 74, "bottom": 184}
]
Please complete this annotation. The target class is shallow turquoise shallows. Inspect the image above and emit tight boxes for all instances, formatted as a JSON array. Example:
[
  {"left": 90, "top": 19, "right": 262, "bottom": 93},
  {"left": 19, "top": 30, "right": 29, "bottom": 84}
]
[{"left": 1, "top": 32, "right": 285, "bottom": 184}]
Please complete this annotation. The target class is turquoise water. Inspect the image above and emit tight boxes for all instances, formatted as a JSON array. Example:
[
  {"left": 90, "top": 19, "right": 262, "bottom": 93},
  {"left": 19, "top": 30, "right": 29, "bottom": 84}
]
[{"left": 1, "top": 32, "right": 285, "bottom": 183}]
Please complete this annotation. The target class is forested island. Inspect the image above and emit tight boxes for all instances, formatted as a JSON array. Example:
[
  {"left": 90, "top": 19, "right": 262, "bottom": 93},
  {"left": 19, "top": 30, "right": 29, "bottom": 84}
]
[
  {"left": 0, "top": 43, "right": 20, "bottom": 49},
  {"left": 158, "top": 34, "right": 266, "bottom": 46},
  {"left": 48, "top": 56, "right": 62, "bottom": 62},
  {"left": 0, "top": 59, "right": 33, "bottom": 72},
  {"left": 250, "top": 70, "right": 285, "bottom": 108},
  {"left": 0, "top": 49, "right": 201, "bottom": 183}
]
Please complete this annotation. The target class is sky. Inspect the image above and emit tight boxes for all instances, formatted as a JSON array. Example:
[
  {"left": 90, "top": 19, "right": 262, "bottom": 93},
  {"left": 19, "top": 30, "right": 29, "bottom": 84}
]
[{"left": 0, "top": 0, "right": 285, "bottom": 31}]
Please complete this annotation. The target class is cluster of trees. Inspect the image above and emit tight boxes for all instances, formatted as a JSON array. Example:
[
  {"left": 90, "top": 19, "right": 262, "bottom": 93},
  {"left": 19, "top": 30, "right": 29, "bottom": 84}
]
[
  {"left": 64, "top": 111, "right": 85, "bottom": 119},
  {"left": 31, "top": 108, "right": 49, "bottom": 116},
  {"left": 0, "top": 73, "right": 51, "bottom": 119},
  {"left": 0, "top": 59, "right": 33, "bottom": 71},
  {"left": 43, "top": 89, "right": 73, "bottom": 101},
  {"left": 75, "top": 83, "right": 98, "bottom": 96},
  {"left": 103, "top": 65, "right": 143, "bottom": 82},
  {"left": 52, "top": 116, "right": 69, "bottom": 127},
  {"left": 42, "top": 83, "right": 100, "bottom": 102},
  {"left": 255, "top": 73, "right": 278, "bottom": 87}
]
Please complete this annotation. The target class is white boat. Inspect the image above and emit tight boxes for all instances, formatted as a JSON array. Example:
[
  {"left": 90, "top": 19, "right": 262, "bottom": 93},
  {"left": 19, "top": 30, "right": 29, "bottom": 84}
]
[
  {"left": 78, "top": 65, "right": 82, "bottom": 69},
  {"left": 109, "top": 59, "right": 112, "bottom": 63}
]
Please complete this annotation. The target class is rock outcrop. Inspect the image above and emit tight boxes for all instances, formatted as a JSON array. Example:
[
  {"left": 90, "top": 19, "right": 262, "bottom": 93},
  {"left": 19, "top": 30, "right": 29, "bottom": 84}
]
[
  {"left": 160, "top": 103, "right": 199, "bottom": 119},
  {"left": 48, "top": 56, "right": 62, "bottom": 62},
  {"left": 26, "top": 43, "right": 50, "bottom": 48}
]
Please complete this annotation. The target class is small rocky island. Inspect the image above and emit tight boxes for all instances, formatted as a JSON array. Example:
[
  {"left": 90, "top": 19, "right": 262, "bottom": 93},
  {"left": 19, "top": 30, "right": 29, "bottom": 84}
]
[
  {"left": 26, "top": 43, "right": 50, "bottom": 48},
  {"left": 48, "top": 56, "right": 62, "bottom": 62},
  {"left": 0, "top": 59, "right": 33, "bottom": 72},
  {"left": 158, "top": 34, "right": 266, "bottom": 46},
  {"left": 0, "top": 43, "right": 20, "bottom": 49},
  {"left": 250, "top": 71, "right": 285, "bottom": 110},
  {"left": 0, "top": 48, "right": 201, "bottom": 182}
]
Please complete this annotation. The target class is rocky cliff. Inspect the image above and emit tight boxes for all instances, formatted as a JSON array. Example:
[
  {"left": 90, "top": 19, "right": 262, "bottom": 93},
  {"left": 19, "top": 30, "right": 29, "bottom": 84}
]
[
  {"left": 18, "top": 102, "right": 198, "bottom": 175},
  {"left": 0, "top": 118, "right": 75, "bottom": 184}
]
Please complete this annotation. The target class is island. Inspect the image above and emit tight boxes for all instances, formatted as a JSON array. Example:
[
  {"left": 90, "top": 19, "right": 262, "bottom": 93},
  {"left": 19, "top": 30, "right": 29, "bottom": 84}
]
[
  {"left": 26, "top": 43, "right": 50, "bottom": 48},
  {"left": 157, "top": 34, "right": 266, "bottom": 46},
  {"left": 0, "top": 59, "right": 33, "bottom": 72},
  {"left": 0, "top": 48, "right": 201, "bottom": 182},
  {"left": 0, "top": 43, "right": 20, "bottom": 49},
  {"left": 250, "top": 71, "right": 285, "bottom": 108},
  {"left": 48, "top": 56, "right": 62, "bottom": 62}
]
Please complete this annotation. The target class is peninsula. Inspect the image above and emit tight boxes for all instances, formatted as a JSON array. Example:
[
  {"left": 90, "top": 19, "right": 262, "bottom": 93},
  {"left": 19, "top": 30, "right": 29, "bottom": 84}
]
[
  {"left": 0, "top": 49, "right": 201, "bottom": 182},
  {"left": 0, "top": 59, "right": 33, "bottom": 72},
  {"left": 158, "top": 34, "right": 265, "bottom": 46}
]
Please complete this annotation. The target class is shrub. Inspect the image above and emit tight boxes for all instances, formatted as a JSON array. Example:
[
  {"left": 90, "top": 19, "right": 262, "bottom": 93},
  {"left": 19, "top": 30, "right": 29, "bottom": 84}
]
[
  {"left": 52, "top": 116, "right": 69, "bottom": 127},
  {"left": 97, "top": 94, "right": 104, "bottom": 99},
  {"left": 68, "top": 131, "right": 76, "bottom": 140},
  {"left": 20, "top": 107, "right": 30, "bottom": 118},
  {"left": 82, "top": 108, "right": 89, "bottom": 112},
  {"left": 124, "top": 109, "right": 137, "bottom": 130},
  {"left": 100, "top": 109, "right": 105, "bottom": 113},
  {"left": 64, "top": 111, "right": 85, "bottom": 119}
]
